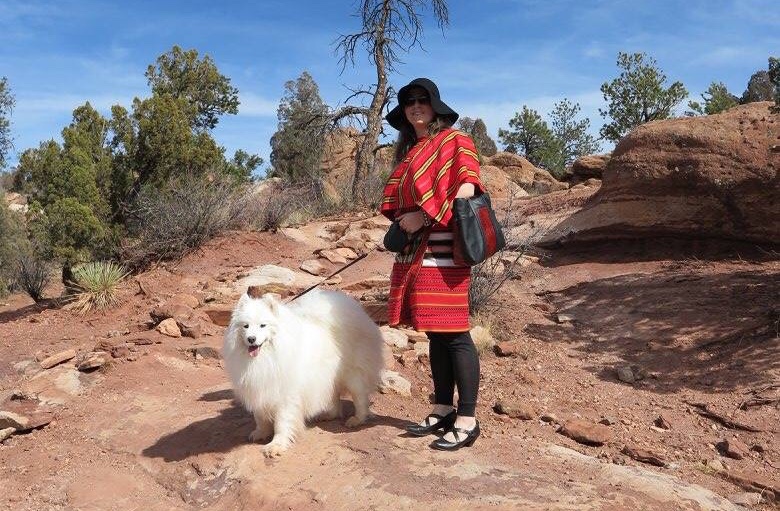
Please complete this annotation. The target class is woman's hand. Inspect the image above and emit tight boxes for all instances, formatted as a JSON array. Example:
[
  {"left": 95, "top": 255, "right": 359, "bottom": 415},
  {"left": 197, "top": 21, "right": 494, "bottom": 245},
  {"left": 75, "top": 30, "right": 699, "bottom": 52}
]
[
  {"left": 397, "top": 210, "right": 426, "bottom": 233},
  {"left": 455, "top": 183, "right": 475, "bottom": 199}
]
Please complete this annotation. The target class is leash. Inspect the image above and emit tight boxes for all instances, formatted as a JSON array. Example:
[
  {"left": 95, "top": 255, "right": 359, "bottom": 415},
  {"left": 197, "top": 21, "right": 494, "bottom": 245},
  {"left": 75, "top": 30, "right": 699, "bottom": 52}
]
[{"left": 287, "top": 250, "right": 372, "bottom": 303}]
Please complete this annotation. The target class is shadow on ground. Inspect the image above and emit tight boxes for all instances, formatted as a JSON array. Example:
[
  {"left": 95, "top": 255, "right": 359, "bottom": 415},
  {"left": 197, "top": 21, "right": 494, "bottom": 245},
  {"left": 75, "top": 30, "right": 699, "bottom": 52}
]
[
  {"left": 525, "top": 266, "right": 779, "bottom": 394},
  {"left": 142, "top": 394, "right": 412, "bottom": 462}
]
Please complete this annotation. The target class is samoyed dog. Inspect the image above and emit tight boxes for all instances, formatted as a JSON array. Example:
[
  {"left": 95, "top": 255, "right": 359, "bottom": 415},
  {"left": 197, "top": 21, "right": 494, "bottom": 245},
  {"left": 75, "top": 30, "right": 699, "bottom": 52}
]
[{"left": 223, "top": 286, "right": 384, "bottom": 457}]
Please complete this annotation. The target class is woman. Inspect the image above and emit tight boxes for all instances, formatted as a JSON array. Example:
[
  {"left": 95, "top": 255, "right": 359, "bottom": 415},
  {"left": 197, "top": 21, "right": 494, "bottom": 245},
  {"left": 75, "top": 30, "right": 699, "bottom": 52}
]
[{"left": 381, "top": 77, "right": 482, "bottom": 451}]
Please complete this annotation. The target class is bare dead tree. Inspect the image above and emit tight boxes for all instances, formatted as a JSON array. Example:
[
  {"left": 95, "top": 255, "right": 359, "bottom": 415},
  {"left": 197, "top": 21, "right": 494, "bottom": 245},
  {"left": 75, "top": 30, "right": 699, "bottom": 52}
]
[{"left": 333, "top": 0, "right": 449, "bottom": 202}]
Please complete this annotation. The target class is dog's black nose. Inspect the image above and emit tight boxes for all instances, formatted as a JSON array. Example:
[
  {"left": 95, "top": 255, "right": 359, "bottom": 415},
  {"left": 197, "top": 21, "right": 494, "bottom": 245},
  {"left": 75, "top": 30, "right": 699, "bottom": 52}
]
[{"left": 247, "top": 336, "right": 256, "bottom": 344}]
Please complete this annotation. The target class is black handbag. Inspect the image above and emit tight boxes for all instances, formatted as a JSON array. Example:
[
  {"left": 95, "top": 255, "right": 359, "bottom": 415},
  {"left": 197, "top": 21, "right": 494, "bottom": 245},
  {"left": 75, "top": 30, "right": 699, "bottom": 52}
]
[
  {"left": 383, "top": 220, "right": 410, "bottom": 252},
  {"left": 452, "top": 192, "right": 506, "bottom": 266}
]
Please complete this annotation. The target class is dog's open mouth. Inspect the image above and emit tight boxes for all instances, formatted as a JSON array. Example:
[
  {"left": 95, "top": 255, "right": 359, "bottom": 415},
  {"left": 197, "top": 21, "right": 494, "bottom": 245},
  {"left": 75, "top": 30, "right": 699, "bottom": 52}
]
[{"left": 247, "top": 345, "right": 260, "bottom": 357}]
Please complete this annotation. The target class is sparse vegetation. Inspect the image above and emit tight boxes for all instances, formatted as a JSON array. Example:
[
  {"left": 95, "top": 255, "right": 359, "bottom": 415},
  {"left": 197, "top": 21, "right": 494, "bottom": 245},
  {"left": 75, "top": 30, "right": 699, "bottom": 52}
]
[
  {"left": 468, "top": 191, "right": 550, "bottom": 314},
  {"left": 123, "top": 173, "right": 253, "bottom": 267},
  {"left": 68, "top": 261, "right": 129, "bottom": 313},
  {"left": 17, "top": 253, "right": 51, "bottom": 302}
]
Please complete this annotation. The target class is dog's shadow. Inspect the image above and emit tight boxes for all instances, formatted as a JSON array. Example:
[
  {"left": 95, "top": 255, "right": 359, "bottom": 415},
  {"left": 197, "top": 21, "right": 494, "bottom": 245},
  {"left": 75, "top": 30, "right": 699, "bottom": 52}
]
[
  {"left": 142, "top": 389, "right": 253, "bottom": 462},
  {"left": 142, "top": 392, "right": 413, "bottom": 462},
  {"left": 314, "top": 399, "right": 412, "bottom": 435}
]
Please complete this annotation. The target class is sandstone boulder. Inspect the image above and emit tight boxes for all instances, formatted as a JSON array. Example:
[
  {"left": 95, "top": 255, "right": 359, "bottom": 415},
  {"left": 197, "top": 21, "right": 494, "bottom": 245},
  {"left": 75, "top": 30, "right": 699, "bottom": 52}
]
[
  {"left": 566, "top": 154, "right": 610, "bottom": 183},
  {"left": 541, "top": 102, "right": 780, "bottom": 246}
]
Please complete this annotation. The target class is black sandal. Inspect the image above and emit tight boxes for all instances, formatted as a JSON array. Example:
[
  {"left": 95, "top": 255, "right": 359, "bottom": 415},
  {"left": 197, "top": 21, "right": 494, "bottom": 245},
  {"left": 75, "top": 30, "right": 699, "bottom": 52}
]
[
  {"left": 405, "top": 410, "right": 456, "bottom": 436},
  {"left": 430, "top": 421, "right": 480, "bottom": 450}
]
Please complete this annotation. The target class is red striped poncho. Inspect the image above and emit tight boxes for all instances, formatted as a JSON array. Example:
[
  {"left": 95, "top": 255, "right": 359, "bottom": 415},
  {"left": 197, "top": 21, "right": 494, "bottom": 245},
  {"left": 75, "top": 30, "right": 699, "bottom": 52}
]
[{"left": 380, "top": 128, "right": 483, "bottom": 332}]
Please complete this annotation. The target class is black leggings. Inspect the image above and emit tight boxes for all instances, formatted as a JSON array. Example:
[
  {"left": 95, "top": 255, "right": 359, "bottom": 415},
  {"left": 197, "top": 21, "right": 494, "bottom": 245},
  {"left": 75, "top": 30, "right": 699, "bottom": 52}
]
[{"left": 427, "top": 331, "right": 480, "bottom": 417}]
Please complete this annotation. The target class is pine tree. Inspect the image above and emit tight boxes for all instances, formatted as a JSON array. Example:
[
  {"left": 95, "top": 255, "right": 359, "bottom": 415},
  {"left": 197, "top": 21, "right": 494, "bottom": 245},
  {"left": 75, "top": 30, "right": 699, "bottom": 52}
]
[
  {"left": 687, "top": 82, "right": 739, "bottom": 116},
  {"left": 599, "top": 52, "right": 687, "bottom": 143}
]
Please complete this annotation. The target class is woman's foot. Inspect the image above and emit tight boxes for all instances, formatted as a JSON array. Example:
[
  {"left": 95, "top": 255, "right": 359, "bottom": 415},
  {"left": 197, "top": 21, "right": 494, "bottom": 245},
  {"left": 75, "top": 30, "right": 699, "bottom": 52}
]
[
  {"left": 440, "top": 415, "right": 476, "bottom": 443},
  {"left": 430, "top": 419, "right": 480, "bottom": 451},
  {"left": 405, "top": 405, "right": 455, "bottom": 436}
]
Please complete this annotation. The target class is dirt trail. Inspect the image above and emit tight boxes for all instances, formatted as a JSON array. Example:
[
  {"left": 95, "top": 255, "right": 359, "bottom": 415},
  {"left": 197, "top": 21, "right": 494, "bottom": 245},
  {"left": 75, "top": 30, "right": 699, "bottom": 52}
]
[{"left": 1, "top": 224, "right": 777, "bottom": 510}]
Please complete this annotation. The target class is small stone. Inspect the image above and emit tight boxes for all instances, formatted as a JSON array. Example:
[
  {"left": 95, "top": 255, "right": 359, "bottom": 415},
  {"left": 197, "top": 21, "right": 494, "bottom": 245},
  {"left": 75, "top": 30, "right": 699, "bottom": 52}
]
[
  {"left": 707, "top": 458, "right": 725, "bottom": 471},
  {"left": 300, "top": 259, "right": 328, "bottom": 276},
  {"left": 728, "top": 492, "right": 764, "bottom": 507},
  {"left": 380, "top": 326, "right": 409, "bottom": 349},
  {"left": 318, "top": 250, "right": 347, "bottom": 265},
  {"left": 398, "top": 350, "right": 420, "bottom": 368},
  {"left": 616, "top": 366, "right": 636, "bottom": 384},
  {"left": 203, "top": 308, "right": 232, "bottom": 327},
  {"left": 178, "top": 320, "right": 202, "bottom": 339},
  {"left": 555, "top": 313, "right": 575, "bottom": 323},
  {"left": 110, "top": 344, "right": 132, "bottom": 358},
  {"left": 493, "top": 399, "right": 535, "bottom": 420},
  {"left": 378, "top": 370, "right": 411, "bottom": 396},
  {"left": 622, "top": 445, "right": 667, "bottom": 467},
  {"left": 0, "top": 411, "right": 29, "bottom": 430},
  {"left": 39, "top": 349, "right": 77, "bottom": 369},
  {"left": 156, "top": 318, "right": 181, "bottom": 338},
  {"left": 188, "top": 346, "right": 221, "bottom": 360},
  {"left": 598, "top": 416, "right": 617, "bottom": 426},
  {"left": 333, "top": 247, "right": 358, "bottom": 260},
  {"left": 495, "top": 341, "right": 521, "bottom": 357},
  {"left": 654, "top": 415, "right": 672, "bottom": 430},
  {"left": 540, "top": 413, "right": 559, "bottom": 424},
  {"left": 76, "top": 351, "right": 110, "bottom": 371},
  {"left": 719, "top": 438, "right": 749, "bottom": 460},
  {"left": 150, "top": 303, "right": 194, "bottom": 324},
  {"left": 413, "top": 341, "right": 429, "bottom": 357},
  {"left": 560, "top": 419, "right": 612, "bottom": 446},
  {"left": 0, "top": 427, "right": 14, "bottom": 442}
]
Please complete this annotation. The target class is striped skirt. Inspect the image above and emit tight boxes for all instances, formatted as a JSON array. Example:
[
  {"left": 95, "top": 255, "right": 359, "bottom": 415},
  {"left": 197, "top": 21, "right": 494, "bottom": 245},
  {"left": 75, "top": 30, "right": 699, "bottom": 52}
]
[{"left": 387, "top": 230, "right": 471, "bottom": 332}]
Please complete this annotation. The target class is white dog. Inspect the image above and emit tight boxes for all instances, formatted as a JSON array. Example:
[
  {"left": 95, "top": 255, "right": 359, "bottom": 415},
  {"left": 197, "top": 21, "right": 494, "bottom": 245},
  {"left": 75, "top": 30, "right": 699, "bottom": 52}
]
[{"left": 223, "top": 286, "right": 384, "bottom": 457}]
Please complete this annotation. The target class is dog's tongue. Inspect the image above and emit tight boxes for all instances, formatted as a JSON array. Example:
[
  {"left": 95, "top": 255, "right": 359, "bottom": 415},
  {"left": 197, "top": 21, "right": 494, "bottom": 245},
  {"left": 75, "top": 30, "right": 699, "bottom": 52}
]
[{"left": 247, "top": 345, "right": 260, "bottom": 358}]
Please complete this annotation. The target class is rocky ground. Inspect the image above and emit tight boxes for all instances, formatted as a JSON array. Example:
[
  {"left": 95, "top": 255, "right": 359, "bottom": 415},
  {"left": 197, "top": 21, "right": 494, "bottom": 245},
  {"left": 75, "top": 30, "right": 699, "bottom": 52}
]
[{"left": 0, "top": 199, "right": 778, "bottom": 510}]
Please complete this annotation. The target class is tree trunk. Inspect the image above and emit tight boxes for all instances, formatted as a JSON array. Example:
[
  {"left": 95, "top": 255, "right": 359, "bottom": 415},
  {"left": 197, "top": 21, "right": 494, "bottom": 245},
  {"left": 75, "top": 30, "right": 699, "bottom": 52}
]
[{"left": 351, "top": 0, "right": 390, "bottom": 202}]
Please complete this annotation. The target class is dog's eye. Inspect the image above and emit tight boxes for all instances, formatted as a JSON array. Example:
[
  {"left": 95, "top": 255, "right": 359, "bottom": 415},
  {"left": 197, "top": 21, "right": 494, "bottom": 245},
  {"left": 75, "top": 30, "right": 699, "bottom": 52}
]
[
  {"left": 259, "top": 324, "right": 266, "bottom": 328},
  {"left": 243, "top": 324, "right": 249, "bottom": 329}
]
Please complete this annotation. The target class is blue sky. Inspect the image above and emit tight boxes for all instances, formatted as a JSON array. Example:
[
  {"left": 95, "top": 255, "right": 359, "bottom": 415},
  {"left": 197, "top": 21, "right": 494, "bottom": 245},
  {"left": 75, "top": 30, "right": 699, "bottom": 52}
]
[{"left": 1, "top": 0, "right": 778, "bottom": 172}]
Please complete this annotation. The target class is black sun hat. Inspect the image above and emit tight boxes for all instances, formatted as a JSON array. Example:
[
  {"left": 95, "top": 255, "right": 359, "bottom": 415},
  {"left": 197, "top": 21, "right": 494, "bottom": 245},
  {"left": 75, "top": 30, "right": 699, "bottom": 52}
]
[{"left": 385, "top": 78, "right": 459, "bottom": 131}]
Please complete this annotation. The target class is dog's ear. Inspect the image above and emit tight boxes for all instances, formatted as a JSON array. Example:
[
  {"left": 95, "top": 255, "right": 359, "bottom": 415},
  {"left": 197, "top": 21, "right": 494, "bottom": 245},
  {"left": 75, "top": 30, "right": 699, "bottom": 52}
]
[
  {"left": 246, "top": 285, "right": 264, "bottom": 299},
  {"left": 262, "top": 292, "right": 282, "bottom": 313}
]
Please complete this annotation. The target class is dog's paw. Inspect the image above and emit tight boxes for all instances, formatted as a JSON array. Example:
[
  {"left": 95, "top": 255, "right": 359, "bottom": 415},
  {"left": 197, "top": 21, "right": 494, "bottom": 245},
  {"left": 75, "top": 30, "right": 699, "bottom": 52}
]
[
  {"left": 262, "top": 441, "right": 289, "bottom": 458},
  {"left": 345, "top": 415, "right": 366, "bottom": 428},
  {"left": 248, "top": 428, "right": 272, "bottom": 443}
]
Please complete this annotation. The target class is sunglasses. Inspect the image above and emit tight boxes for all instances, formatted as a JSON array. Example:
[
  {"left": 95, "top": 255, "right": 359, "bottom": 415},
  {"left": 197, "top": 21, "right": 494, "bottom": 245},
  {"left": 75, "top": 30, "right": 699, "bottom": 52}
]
[{"left": 403, "top": 95, "right": 431, "bottom": 107}]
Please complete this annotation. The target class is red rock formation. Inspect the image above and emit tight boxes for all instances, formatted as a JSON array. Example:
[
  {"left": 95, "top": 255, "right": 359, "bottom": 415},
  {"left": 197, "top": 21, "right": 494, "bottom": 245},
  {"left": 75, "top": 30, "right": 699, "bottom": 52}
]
[{"left": 541, "top": 102, "right": 780, "bottom": 246}]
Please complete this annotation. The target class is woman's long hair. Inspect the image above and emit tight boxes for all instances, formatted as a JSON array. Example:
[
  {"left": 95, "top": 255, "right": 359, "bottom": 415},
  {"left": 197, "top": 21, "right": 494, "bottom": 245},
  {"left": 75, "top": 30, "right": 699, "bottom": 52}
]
[{"left": 392, "top": 116, "right": 454, "bottom": 166}]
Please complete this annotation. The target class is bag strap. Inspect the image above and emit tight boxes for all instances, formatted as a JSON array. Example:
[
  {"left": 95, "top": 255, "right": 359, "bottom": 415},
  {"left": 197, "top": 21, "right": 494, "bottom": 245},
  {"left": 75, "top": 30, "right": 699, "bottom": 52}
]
[{"left": 397, "top": 227, "right": 431, "bottom": 311}]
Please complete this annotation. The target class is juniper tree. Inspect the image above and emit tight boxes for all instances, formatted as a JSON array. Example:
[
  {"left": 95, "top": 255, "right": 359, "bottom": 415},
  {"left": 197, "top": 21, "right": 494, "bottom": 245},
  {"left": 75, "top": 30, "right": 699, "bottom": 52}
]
[{"left": 457, "top": 117, "right": 497, "bottom": 157}]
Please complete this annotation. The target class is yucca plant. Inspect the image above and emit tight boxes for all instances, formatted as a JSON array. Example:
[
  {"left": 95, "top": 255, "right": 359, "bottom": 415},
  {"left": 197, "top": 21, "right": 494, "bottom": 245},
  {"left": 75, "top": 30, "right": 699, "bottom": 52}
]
[{"left": 69, "top": 261, "right": 129, "bottom": 313}]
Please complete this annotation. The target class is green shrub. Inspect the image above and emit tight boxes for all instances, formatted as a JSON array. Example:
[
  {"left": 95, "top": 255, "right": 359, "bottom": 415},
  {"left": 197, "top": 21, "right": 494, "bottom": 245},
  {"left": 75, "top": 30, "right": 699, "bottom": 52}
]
[{"left": 68, "top": 261, "right": 128, "bottom": 313}]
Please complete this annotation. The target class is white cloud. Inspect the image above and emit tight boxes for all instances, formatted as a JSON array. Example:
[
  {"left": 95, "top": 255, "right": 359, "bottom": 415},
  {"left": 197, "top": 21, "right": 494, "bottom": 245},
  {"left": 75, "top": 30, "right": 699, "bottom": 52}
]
[
  {"left": 237, "top": 92, "right": 278, "bottom": 117},
  {"left": 16, "top": 93, "right": 130, "bottom": 114}
]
